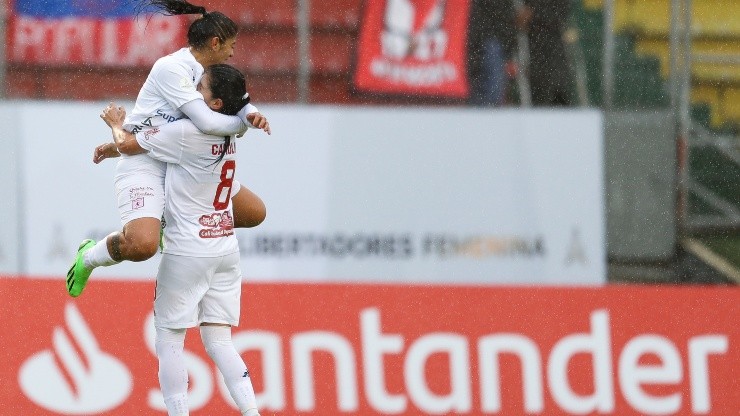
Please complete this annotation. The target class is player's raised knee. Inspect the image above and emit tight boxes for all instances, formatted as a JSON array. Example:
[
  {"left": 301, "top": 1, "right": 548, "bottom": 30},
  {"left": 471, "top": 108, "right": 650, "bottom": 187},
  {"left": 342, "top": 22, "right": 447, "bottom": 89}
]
[
  {"left": 129, "top": 238, "right": 159, "bottom": 261},
  {"left": 232, "top": 189, "right": 266, "bottom": 228}
]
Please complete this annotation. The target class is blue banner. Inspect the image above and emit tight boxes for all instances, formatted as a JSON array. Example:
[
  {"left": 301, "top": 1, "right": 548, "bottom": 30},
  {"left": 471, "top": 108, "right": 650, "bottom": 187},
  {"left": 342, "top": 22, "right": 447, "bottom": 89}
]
[{"left": 15, "top": 0, "right": 154, "bottom": 18}]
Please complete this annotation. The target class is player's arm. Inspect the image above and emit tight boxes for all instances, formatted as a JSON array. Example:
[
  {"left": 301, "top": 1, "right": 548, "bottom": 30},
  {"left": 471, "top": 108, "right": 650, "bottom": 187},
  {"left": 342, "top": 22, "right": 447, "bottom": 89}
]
[
  {"left": 179, "top": 99, "right": 271, "bottom": 136},
  {"left": 132, "top": 121, "right": 191, "bottom": 164},
  {"left": 239, "top": 103, "right": 271, "bottom": 135},
  {"left": 179, "top": 99, "right": 247, "bottom": 136},
  {"left": 93, "top": 142, "right": 120, "bottom": 164},
  {"left": 154, "top": 64, "right": 255, "bottom": 135},
  {"left": 100, "top": 103, "right": 145, "bottom": 156},
  {"left": 156, "top": 62, "right": 270, "bottom": 135}
]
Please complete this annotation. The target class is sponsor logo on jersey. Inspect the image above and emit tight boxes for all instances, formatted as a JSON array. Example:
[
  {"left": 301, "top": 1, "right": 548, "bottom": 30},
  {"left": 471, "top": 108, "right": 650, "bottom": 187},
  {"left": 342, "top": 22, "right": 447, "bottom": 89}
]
[
  {"left": 143, "top": 127, "right": 160, "bottom": 141},
  {"left": 155, "top": 109, "right": 181, "bottom": 124},
  {"left": 198, "top": 211, "right": 234, "bottom": 239}
]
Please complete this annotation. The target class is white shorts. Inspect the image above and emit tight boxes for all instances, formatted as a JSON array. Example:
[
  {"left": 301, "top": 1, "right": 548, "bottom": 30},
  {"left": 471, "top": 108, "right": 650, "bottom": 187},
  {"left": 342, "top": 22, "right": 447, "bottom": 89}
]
[
  {"left": 154, "top": 252, "right": 242, "bottom": 329},
  {"left": 115, "top": 155, "right": 166, "bottom": 226}
]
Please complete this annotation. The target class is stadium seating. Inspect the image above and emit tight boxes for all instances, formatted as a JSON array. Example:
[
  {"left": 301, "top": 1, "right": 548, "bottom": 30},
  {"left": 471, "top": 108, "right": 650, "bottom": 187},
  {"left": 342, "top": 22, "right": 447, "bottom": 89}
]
[
  {"left": 583, "top": 0, "right": 740, "bottom": 130},
  {"left": 574, "top": 2, "right": 669, "bottom": 109},
  {"left": 3, "top": 0, "right": 362, "bottom": 103},
  {"left": 310, "top": 32, "right": 354, "bottom": 75},
  {"left": 202, "top": 0, "right": 297, "bottom": 27},
  {"left": 6, "top": 0, "right": 734, "bottom": 119},
  {"left": 6, "top": 66, "right": 149, "bottom": 101},
  {"left": 309, "top": 0, "right": 363, "bottom": 30},
  {"left": 579, "top": 0, "right": 740, "bottom": 224},
  {"left": 200, "top": 0, "right": 361, "bottom": 103},
  {"left": 234, "top": 30, "right": 299, "bottom": 74},
  {"left": 201, "top": 0, "right": 364, "bottom": 30}
]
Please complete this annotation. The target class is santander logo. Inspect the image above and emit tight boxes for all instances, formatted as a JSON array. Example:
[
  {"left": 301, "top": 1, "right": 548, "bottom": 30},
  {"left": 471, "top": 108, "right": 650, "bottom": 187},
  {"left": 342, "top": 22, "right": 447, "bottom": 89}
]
[{"left": 18, "top": 303, "right": 132, "bottom": 414}]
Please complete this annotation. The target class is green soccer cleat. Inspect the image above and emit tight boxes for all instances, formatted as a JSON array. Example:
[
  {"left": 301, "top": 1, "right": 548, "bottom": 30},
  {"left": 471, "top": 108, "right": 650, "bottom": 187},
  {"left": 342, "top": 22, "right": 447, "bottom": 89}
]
[{"left": 66, "top": 239, "right": 96, "bottom": 297}]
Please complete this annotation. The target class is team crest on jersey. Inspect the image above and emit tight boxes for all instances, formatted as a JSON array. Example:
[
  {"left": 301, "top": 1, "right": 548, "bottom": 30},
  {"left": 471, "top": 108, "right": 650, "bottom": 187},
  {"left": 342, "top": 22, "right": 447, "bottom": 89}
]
[
  {"left": 129, "top": 186, "right": 154, "bottom": 210},
  {"left": 132, "top": 197, "right": 144, "bottom": 210},
  {"left": 198, "top": 211, "right": 234, "bottom": 239}
]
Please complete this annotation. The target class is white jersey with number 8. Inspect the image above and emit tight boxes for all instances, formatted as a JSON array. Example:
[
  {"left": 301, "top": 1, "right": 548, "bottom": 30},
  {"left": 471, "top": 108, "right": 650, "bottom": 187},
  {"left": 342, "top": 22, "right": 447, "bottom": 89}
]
[{"left": 135, "top": 119, "right": 239, "bottom": 257}]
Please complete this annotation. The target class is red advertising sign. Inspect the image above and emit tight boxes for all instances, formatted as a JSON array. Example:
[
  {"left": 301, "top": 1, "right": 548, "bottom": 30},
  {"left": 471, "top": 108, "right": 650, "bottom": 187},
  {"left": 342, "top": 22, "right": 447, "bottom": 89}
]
[
  {"left": 354, "top": 0, "right": 471, "bottom": 98},
  {"left": 7, "top": 15, "right": 186, "bottom": 67},
  {"left": 0, "top": 278, "right": 737, "bottom": 415}
]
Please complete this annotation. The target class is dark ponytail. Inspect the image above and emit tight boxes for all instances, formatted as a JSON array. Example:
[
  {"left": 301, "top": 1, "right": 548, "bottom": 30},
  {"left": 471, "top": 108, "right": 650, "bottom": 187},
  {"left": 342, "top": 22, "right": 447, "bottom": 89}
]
[
  {"left": 206, "top": 64, "right": 250, "bottom": 165},
  {"left": 137, "top": 0, "right": 206, "bottom": 15},
  {"left": 135, "top": 0, "right": 239, "bottom": 48},
  {"left": 207, "top": 64, "right": 249, "bottom": 116}
]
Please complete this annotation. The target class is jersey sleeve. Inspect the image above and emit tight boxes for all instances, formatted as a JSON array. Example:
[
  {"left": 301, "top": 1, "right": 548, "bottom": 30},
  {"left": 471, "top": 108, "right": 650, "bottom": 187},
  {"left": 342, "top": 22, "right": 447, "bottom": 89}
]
[
  {"left": 180, "top": 99, "right": 248, "bottom": 136},
  {"left": 153, "top": 61, "right": 204, "bottom": 109},
  {"left": 135, "top": 121, "right": 196, "bottom": 164}
]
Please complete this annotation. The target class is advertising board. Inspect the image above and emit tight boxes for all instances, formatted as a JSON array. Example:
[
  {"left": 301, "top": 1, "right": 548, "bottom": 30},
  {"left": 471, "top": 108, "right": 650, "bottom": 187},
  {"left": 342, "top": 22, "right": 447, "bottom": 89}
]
[{"left": 1, "top": 279, "right": 737, "bottom": 415}]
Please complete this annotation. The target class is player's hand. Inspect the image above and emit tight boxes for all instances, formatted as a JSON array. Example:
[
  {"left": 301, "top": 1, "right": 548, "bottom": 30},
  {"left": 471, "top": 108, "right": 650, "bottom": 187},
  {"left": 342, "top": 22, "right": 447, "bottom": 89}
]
[
  {"left": 100, "top": 102, "right": 126, "bottom": 128},
  {"left": 246, "top": 112, "right": 271, "bottom": 135},
  {"left": 93, "top": 142, "right": 121, "bottom": 164}
]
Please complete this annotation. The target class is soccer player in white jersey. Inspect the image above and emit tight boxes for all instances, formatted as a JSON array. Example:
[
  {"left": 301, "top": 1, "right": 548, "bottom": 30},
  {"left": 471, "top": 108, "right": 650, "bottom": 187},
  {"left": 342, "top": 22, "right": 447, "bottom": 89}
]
[
  {"left": 101, "top": 64, "right": 261, "bottom": 416},
  {"left": 67, "top": 0, "right": 270, "bottom": 297}
]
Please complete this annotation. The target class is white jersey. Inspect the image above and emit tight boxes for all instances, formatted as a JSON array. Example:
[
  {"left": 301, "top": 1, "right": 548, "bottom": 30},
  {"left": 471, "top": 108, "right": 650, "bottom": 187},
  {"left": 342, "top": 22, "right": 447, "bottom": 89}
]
[
  {"left": 124, "top": 48, "right": 203, "bottom": 131},
  {"left": 112, "top": 47, "right": 254, "bottom": 227},
  {"left": 135, "top": 120, "right": 239, "bottom": 257},
  {"left": 116, "top": 48, "right": 205, "bottom": 181}
]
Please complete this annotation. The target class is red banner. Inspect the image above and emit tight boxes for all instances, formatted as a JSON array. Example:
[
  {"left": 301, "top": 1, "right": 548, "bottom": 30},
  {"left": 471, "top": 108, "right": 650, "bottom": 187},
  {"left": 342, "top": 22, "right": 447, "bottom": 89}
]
[
  {"left": 0, "top": 278, "right": 737, "bottom": 415},
  {"left": 354, "top": 0, "right": 471, "bottom": 98},
  {"left": 7, "top": 15, "right": 186, "bottom": 67}
]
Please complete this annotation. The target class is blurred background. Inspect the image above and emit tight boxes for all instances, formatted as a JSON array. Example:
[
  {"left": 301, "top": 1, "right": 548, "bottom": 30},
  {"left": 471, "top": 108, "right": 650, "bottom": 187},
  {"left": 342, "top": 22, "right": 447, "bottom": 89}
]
[
  {"left": 2, "top": 0, "right": 738, "bottom": 283},
  {"left": 0, "top": 0, "right": 739, "bottom": 415}
]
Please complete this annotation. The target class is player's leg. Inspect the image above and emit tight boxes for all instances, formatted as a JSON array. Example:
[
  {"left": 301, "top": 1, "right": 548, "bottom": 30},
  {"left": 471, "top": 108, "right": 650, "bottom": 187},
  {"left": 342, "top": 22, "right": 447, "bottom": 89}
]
[
  {"left": 67, "top": 217, "right": 161, "bottom": 297},
  {"left": 87, "top": 216, "right": 161, "bottom": 263},
  {"left": 67, "top": 171, "right": 165, "bottom": 297},
  {"left": 155, "top": 326, "right": 189, "bottom": 416},
  {"left": 153, "top": 254, "right": 213, "bottom": 416},
  {"left": 231, "top": 180, "right": 266, "bottom": 229},
  {"left": 200, "top": 324, "right": 260, "bottom": 416},
  {"left": 199, "top": 252, "right": 260, "bottom": 416}
]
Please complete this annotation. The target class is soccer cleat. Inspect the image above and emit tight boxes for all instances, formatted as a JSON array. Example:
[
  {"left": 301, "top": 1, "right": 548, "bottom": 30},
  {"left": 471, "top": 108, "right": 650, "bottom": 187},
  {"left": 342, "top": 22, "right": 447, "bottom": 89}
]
[{"left": 66, "top": 239, "right": 96, "bottom": 297}]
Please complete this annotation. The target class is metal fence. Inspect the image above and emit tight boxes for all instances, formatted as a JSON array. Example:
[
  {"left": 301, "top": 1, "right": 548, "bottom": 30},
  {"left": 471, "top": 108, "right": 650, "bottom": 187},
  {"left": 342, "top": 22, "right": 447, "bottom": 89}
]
[{"left": 601, "top": 0, "right": 739, "bottom": 235}]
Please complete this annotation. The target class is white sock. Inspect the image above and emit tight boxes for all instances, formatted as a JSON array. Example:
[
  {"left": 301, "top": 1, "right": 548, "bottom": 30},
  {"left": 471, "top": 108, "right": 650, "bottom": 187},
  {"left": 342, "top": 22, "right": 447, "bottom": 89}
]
[
  {"left": 83, "top": 238, "right": 119, "bottom": 269},
  {"left": 200, "top": 325, "right": 258, "bottom": 414},
  {"left": 155, "top": 327, "right": 189, "bottom": 416},
  {"left": 163, "top": 393, "right": 189, "bottom": 416}
]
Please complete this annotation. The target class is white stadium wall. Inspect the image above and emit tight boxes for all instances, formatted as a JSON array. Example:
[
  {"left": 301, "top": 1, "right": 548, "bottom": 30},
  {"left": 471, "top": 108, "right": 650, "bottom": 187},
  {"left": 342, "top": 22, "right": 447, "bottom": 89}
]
[
  {"left": 0, "top": 102, "right": 606, "bottom": 285},
  {"left": 0, "top": 106, "right": 22, "bottom": 274},
  {"left": 2, "top": 104, "right": 739, "bottom": 416}
]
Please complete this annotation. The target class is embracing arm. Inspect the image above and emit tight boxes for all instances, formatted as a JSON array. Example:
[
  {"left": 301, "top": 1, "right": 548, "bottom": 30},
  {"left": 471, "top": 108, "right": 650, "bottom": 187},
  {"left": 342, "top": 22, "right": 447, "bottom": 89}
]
[
  {"left": 100, "top": 103, "right": 145, "bottom": 155},
  {"left": 181, "top": 100, "right": 272, "bottom": 136},
  {"left": 180, "top": 99, "right": 248, "bottom": 136}
]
